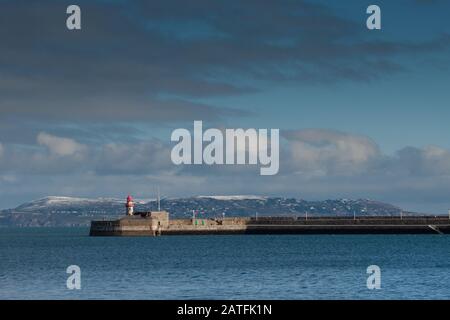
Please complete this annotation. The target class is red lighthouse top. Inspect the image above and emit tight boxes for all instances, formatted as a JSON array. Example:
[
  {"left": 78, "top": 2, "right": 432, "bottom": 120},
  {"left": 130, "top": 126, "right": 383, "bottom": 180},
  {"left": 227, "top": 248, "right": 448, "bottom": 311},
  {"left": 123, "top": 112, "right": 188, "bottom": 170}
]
[{"left": 126, "top": 195, "right": 134, "bottom": 208}]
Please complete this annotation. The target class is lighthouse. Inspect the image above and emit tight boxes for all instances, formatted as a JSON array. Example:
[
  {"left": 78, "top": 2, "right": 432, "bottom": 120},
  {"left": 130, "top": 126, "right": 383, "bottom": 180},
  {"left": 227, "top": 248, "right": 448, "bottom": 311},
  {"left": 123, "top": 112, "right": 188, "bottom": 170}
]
[{"left": 126, "top": 195, "right": 134, "bottom": 216}]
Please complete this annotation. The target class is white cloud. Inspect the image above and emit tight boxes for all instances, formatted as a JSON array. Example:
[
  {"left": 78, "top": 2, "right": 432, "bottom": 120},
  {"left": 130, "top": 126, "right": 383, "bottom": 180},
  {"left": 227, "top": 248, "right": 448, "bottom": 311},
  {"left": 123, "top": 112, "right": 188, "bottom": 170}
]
[
  {"left": 396, "top": 145, "right": 450, "bottom": 176},
  {"left": 96, "top": 140, "right": 173, "bottom": 175},
  {"left": 37, "top": 132, "right": 86, "bottom": 157},
  {"left": 0, "top": 174, "right": 17, "bottom": 183},
  {"left": 4, "top": 129, "right": 450, "bottom": 213},
  {"left": 0, "top": 142, "right": 3, "bottom": 158},
  {"left": 283, "top": 129, "right": 380, "bottom": 175}
]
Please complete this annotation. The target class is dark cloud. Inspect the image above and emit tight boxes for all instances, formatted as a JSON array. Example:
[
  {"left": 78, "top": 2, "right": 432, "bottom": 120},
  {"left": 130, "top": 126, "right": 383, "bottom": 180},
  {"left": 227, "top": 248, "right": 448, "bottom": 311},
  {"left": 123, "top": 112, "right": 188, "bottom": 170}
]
[{"left": 1, "top": 0, "right": 449, "bottom": 126}]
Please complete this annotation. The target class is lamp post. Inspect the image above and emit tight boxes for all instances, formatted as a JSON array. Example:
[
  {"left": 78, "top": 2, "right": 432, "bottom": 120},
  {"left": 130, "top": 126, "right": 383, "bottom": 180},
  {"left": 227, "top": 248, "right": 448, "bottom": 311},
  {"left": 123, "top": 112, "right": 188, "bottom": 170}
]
[{"left": 157, "top": 186, "right": 161, "bottom": 211}]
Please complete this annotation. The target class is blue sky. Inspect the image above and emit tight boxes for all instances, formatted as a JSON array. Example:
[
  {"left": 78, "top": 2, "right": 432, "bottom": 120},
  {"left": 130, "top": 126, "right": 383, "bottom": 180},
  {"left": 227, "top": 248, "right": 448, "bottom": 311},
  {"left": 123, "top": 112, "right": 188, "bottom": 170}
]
[
  {"left": 1, "top": 0, "right": 450, "bottom": 212},
  {"left": 194, "top": 0, "right": 450, "bottom": 153},
  {"left": 199, "top": 66, "right": 450, "bottom": 154}
]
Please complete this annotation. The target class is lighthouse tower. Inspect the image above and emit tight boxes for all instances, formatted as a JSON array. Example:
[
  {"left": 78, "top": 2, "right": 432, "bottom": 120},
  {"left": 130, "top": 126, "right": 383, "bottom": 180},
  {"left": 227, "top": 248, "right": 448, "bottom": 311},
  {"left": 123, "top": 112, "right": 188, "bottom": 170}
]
[{"left": 126, "top": 195, "right": 134, "bottom": 216}]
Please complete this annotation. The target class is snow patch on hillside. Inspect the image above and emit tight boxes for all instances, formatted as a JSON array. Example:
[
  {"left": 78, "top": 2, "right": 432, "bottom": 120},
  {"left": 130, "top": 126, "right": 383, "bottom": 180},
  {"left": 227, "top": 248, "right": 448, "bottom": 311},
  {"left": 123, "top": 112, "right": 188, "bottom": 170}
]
[{"left": 197, "top": 195, "right": 267, "bottom": 201}]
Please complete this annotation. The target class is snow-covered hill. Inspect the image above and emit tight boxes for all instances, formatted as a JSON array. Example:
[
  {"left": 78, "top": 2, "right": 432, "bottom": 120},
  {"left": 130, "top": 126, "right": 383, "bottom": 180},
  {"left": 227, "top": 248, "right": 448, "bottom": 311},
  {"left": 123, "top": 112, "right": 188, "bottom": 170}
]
[
  {"left": 14, "top": 196, "right": 153, "bottom": 212},
  {"left": 0, "top": 195, "right": 406, "bottom": 227}
]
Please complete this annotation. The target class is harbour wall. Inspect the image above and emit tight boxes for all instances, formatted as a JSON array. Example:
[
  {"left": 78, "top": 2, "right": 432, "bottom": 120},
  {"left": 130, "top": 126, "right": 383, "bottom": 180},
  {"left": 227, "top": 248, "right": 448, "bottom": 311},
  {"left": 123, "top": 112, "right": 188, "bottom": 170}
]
[{"left": 90, "top": 215, "right": 450, "bottom": 236}]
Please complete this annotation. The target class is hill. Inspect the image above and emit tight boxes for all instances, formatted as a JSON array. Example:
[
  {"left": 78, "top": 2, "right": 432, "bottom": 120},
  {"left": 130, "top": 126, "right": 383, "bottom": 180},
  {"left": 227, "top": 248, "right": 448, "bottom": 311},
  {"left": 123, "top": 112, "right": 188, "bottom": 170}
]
[{"left": 0, "top": 195, "right": 405, "bottom": 227}]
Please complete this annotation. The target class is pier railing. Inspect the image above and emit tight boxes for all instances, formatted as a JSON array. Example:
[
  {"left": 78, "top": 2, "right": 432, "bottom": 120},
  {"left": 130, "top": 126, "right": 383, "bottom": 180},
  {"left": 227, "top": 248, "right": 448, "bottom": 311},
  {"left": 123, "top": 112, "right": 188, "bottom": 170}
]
[{"left": 247, "top": 215, "right": 450, "bottom": 225}]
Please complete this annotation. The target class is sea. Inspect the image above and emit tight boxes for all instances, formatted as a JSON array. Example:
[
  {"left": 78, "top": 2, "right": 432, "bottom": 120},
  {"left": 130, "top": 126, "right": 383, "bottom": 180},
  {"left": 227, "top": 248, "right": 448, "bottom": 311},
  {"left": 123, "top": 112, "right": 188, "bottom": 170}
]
[{"left": 0, "top": 228, "right": 449, "bottom": 300}]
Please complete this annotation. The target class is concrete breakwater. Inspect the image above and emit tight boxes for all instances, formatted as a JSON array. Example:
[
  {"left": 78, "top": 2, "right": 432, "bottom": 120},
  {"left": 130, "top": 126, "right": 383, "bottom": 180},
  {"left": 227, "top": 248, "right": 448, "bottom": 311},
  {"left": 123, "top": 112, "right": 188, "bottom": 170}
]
[{"left": 89, "top": 211, "right": 450, "bottom": 236}]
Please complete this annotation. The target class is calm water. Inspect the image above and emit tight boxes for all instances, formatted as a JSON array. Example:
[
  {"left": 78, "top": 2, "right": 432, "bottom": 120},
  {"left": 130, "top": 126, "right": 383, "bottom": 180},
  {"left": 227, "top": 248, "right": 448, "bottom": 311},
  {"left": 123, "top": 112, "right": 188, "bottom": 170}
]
[{"left": 0, "top": 228, "right": 449, "bottom": 299}]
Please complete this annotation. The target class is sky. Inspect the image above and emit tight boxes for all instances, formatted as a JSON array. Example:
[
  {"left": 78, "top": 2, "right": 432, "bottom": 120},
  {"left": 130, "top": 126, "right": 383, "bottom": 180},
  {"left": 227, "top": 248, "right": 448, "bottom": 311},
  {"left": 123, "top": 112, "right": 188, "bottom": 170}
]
[{"left": 1, "top": 0, "right": 450, "bottom": 212}]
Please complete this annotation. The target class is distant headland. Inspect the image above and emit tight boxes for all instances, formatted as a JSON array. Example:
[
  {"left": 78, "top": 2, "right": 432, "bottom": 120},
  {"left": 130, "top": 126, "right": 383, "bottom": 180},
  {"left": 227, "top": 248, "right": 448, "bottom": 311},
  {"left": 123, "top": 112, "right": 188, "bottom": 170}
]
[{"left": 0, "top": 195, "right": 445, "bottom": 228}]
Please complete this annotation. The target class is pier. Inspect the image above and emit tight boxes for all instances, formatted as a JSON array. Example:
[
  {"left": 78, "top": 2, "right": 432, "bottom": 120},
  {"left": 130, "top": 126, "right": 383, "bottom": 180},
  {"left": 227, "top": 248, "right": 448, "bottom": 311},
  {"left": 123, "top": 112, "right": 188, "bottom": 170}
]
[{"left": 90, "top": 213, "right": 450, "bottom": 236}]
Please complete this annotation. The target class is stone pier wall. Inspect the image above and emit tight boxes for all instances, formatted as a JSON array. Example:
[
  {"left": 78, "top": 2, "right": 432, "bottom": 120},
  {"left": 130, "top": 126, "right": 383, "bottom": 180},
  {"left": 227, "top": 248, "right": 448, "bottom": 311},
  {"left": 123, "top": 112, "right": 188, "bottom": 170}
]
[{"left": 90, "top": 215, "right": 450, "bottom": 236}]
